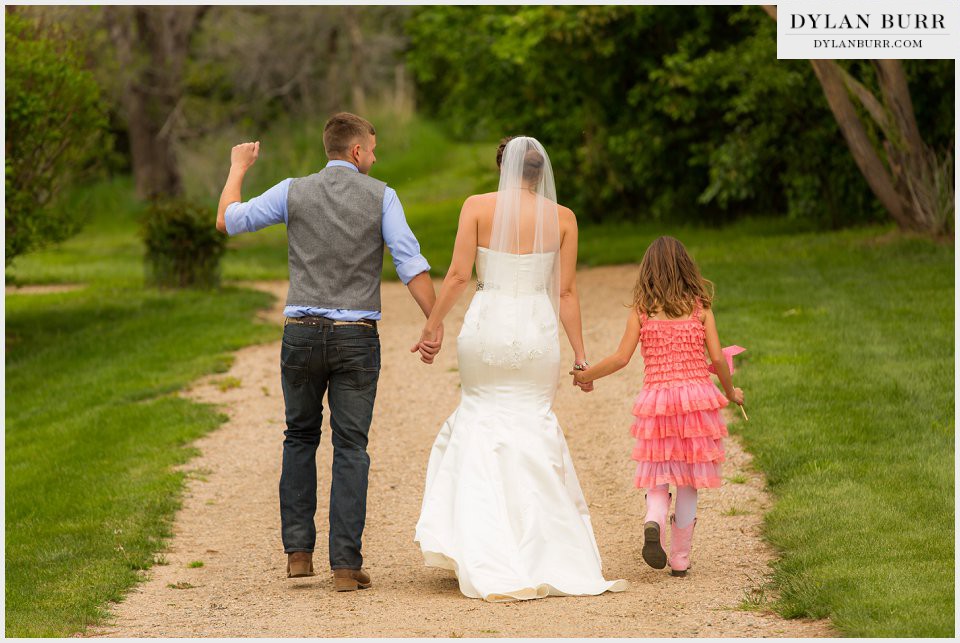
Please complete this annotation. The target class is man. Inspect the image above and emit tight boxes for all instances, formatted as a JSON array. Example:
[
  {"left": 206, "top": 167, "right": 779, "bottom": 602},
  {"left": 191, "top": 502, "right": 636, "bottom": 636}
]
[{"left": 216, "top": 112, "right": 442, "bottom": 591}]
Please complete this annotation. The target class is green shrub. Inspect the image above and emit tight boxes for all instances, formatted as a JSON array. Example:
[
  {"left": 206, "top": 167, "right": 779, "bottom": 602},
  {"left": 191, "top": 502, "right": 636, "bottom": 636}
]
[{"left": 141, "top": 199, "right": 226, "bottom": 288}]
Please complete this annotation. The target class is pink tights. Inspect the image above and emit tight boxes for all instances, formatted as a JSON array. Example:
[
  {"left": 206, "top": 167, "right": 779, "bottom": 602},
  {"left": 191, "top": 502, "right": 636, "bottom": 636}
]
[{"left": 644, "top": 483, "right": 698, "bottom": 528}]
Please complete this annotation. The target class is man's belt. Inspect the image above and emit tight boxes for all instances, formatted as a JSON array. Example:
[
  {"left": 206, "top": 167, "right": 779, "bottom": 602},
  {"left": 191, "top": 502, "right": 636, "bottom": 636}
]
[{"left": 285, "top": 316, "right": 377, "bottom": 328}]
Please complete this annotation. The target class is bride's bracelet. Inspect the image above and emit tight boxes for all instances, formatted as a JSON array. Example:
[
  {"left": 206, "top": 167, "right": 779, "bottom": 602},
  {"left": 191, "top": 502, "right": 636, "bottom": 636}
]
[{"left": 572, "top": 360, "right": 590, "bottom": 371}]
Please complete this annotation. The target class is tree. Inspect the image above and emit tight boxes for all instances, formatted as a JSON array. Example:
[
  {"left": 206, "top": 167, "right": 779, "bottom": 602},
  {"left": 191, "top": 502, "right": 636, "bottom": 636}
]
[
  {"left": 103, "top": 6, "right": 209, "bottom": 199},
  {"left": 17, "top": 6, "right": 414, "bottom": 202},
  {"left": 406, "top": 6, "right": 953, "bottom": 228},
  {"left": 762, "top": 5, "right": 954, "bottom": 235},
  {"left": 182, "top": 6, "right": 412, "bottom": 130},
  {"left": 5, "top": 9, "right": 109, "bottom": 264}
]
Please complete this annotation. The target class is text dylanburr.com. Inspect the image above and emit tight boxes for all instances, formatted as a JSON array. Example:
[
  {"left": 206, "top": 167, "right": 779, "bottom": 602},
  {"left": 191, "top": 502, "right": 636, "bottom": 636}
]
[
  {"left": 812, "top": 38, "right": 925, "bottom": 49},
  {"left": 776, "top": 0, "right": 958, "bottom": 59}
]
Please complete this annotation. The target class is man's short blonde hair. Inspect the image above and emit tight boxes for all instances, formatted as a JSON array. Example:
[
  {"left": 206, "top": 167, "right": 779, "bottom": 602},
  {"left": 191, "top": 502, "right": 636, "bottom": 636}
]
[{"left": 323, "top": 112, "right": 376, "bottom": 157}]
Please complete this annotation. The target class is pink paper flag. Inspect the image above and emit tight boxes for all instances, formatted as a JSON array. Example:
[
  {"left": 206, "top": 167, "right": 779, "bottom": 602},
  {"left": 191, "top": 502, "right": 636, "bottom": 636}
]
[{"left": 708, "top": 345, "right": 746, "bottom": 374}]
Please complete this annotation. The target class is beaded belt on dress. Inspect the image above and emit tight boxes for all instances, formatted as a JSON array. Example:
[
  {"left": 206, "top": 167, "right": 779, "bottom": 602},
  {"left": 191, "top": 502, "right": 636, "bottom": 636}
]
[{"left": 476, "top": 281, "right": 547, "bottom": 292}]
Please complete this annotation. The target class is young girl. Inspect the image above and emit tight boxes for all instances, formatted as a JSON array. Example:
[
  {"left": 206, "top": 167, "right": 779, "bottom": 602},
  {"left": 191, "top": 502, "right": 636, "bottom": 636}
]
[{"left": 570, "top": 236, "right": 744, "bottom": 577}]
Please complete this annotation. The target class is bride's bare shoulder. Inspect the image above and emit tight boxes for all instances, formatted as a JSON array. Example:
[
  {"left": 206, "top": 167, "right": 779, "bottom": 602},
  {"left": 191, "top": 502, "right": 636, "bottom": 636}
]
[
  {"left": 461, "top": 192, "right": 498, "bottom": 218},
  {"left": 463, "top": 192, "right": 498, "bottom": 206},
  {"left": 556, "top": 203, "right": 578, "bottom": 226}
]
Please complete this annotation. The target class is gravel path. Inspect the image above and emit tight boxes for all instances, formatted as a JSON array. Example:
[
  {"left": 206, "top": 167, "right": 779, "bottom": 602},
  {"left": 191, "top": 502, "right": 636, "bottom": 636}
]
[{"left": 90, "top": 267, "right": 833, "bottom": 637}]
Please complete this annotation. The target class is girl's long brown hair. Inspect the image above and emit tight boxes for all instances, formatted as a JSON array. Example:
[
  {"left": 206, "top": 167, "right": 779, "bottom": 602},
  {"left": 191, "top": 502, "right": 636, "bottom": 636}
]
[{"left": 631, "top": 236, "right": 714, "bottom": 318}]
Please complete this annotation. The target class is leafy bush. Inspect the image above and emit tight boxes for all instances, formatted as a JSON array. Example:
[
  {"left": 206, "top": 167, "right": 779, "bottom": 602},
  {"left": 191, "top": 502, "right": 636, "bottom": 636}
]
[
  {"left": 406, "top": 6, "right": 954, "bottom": 227},
  {"left": 5, "top": 10, "right": 109, "bottom": 264},
  {"left": 141, "top": 199, "right": 227, "bottom": 288}
]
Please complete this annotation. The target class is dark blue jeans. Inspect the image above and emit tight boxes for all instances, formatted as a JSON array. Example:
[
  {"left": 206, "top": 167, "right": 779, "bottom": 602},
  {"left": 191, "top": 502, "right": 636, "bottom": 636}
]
[{"left": 278, "top": 320, "right": 380, "bottom": 570}]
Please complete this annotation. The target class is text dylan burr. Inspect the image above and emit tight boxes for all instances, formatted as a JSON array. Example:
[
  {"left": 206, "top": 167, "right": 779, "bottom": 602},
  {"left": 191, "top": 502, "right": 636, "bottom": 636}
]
[{"left": 790, "top": 13, "right": 945, "bottom": 30}]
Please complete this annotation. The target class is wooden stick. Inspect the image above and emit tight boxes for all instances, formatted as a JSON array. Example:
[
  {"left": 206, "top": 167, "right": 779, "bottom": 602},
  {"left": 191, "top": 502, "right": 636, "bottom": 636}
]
[{"left": 738, "top": 405, "right": 749, "bottom": 422}]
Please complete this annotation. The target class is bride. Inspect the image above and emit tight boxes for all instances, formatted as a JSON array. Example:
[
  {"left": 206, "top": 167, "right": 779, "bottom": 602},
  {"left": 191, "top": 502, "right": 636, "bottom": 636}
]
[{"left": 411, "top": 136, "right": 628, "bottom": 601}]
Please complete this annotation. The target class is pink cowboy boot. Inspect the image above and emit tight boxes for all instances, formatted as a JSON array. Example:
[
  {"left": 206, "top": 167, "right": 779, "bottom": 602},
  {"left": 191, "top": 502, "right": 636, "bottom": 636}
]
[
  {"left": 668, "top": 514, "right": 697, "bottom": 577},
  {"left": 642, "top": 489, "right": 671, "bottom": 569}
]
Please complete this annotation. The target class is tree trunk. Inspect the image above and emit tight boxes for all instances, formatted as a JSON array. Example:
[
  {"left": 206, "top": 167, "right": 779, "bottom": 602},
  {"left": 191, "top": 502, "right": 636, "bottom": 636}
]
[
  {"left": 761, "top": 5, "right": 950, "bottom": 234},
  {"left": 325, "top": 24, "right": 343, "bottom": 114},
  {"left": 104, "top": 6, "right": 206, "bottom": 199},
  {"left": 808, "top": 60, "right": 914, "bottom": 228},
  {"left": 394, "top": 63, "right": 413, "bottom": 115},
  {"left": 345, "top": 9, "right": 367, "bottom": 115}
]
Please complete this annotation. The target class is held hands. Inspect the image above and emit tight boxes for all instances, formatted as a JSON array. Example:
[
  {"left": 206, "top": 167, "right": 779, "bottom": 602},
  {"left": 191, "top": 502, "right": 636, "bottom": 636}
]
[
  {"left": 410, "top": 323, "right": 444, "bottom": 364},
  {"left": 568, "top": 365, "right": 595, "bottom": 393},
  {"left": 231, "top": 141, "right": 260, "bottom": 171}
]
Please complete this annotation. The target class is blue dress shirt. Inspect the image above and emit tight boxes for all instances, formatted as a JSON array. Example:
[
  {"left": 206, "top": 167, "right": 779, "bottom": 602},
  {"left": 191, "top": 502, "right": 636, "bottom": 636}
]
[{"left": 225, "top": 160, "right": 430, "bottom": 320}]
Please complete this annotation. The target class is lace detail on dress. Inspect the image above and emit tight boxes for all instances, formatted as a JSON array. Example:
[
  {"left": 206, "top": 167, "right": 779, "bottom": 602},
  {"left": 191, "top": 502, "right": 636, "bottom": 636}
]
[{"left": 476, "top": 327, "right": 549, "bottom": 370}]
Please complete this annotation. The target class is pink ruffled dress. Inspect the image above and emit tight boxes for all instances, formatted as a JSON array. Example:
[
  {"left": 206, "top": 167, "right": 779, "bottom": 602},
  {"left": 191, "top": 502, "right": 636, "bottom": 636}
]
[{"left": 631, "top": 299, "right": 727, "bottom": 489}]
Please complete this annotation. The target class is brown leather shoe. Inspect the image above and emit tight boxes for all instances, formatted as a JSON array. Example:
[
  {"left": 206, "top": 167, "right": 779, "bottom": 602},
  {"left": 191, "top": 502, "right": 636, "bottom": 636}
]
[
  {"left": 332, "top": 568, "right": 371, "bottom": 591},
  {"left": 287, "top": 552, "right": 315, "bottom": 578}
]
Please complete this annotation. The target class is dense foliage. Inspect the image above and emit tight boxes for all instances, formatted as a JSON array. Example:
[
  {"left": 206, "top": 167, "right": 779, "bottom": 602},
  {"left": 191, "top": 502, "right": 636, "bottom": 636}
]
[
  {"left": 141, "top": 199, "right": 227, "bottom": 288},
  {"left": 406, "top": 6, "right": 954, "bottom": 226},
  {"left": 5, "top": 10, "right": 109, "bottom": 263}
]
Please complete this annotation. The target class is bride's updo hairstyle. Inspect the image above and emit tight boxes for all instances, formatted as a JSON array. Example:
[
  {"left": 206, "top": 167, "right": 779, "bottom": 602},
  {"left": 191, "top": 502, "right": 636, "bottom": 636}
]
[
  {"left": 496, "top": 136, "right": 545, "bottom": 185},
  {"left": 631, "top": 236, "right": 714, "bottom": 319}
]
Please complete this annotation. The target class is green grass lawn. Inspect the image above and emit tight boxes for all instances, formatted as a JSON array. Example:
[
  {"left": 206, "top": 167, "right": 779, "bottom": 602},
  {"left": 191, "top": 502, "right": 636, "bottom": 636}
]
[
  {"left": 5, "top": 112, "right": 954, "bottom": 636},
  {"left": 707, "top": 230, "right": 954, "bottom": 637},
  {"left": 5, "top": 286, "right": 277, "bottom": 637}
]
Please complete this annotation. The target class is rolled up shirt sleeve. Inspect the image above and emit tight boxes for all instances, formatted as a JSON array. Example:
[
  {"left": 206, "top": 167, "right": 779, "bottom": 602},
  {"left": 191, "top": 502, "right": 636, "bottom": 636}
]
[
  {"left": 224, "top": 178, "right": 292, "bottom": 236},
  {"left": 381, "top": 186, "right": 430, "bottom": 285}
]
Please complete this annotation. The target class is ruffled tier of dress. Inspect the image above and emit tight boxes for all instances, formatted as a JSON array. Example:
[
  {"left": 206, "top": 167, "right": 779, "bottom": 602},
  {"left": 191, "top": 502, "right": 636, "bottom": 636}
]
[
  {"left": 631, "top": 435, "right": 726, "bottom": 463},
  {"left": 630, "top": 409, "right": 730, "bottom": 440},
  {"left": 640, "top": 327, "right": 712, "bottom": 380},
  {"left": 632, "top": 381, "right": 729, "bottom": 417},
  {"left": 633, "top": 460, "right": 724, "bottom": 488}
]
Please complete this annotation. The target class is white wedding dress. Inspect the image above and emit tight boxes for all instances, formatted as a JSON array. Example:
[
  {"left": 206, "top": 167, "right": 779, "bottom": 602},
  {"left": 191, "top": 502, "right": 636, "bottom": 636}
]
[{"left": 414, "top": 246, "right": 629, "bottom": 601}]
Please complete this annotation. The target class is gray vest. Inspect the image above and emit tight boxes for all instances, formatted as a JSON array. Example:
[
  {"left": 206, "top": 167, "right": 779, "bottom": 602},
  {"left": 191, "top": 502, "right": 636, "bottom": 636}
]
[{"left": 285, "top": 166, "right": 386, "bottom": 311}]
